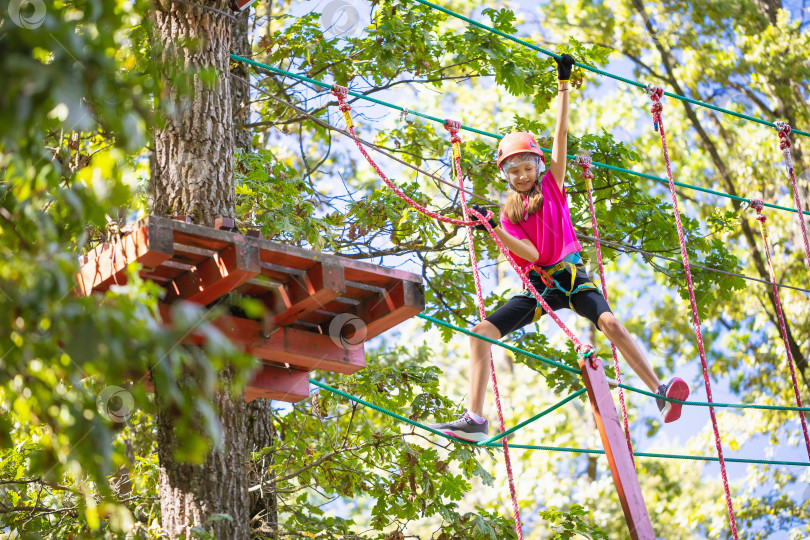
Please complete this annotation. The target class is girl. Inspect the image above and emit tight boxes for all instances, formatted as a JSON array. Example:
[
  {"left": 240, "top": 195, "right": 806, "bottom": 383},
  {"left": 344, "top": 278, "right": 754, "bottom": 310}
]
[{"left": 431, "top": 54, "right": 689, "bottom": 442}]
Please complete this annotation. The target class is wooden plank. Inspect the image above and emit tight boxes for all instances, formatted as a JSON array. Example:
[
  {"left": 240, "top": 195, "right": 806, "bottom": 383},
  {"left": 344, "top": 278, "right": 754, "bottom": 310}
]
[
  {"left": 267, "top": 262, "right": 346, "bottom": 326},
  {"left": 77, "top": 221, "right": 174, "bottom": 295},
  {"left": 578, "top": 357, "right": 655, "bottom": 540},
  {"left": 344, "top": 280, "right": 424, "bottom": 340},
  {"left": 245, "top": 363, "right": 310, "bottom": 403},
  {"left": 213, "top": 315, "right": 365, "bottom": 374},
  {"left": 164, "top": 242, "right": 261, "bottom": 305},
  {"left": 157, "top": 305, "right": 365, "bottom": 374}
]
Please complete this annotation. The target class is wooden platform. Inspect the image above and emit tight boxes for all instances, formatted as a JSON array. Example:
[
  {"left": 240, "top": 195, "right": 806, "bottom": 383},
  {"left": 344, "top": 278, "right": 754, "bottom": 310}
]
[{"left": 77, "top": 216, "right": 425, "bottom": 403}]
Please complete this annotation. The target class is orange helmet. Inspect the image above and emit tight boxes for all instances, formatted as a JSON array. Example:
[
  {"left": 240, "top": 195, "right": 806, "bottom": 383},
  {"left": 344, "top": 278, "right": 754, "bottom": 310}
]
[{"left": 496, "top": 132, "right": 545, "bottom": 171}]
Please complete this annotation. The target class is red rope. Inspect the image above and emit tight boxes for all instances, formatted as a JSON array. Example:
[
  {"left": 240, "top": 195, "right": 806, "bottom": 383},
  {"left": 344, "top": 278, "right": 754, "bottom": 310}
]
[
  {"left": 576, "top": 156, "right": 635, "bottom": 466},
  {"left": 774, "top": 122, "right": 810, "bottom": 271},
  {"left": 646, "top": 85, "right": 739, "bottom": 539},
  {"left": 446, "top": 119, "right": 524, "bottom": 540},
  {"left": 328, "top": 86, "right": 492, "bottom": 229},
  {"left": 749, "top": 200, "right": 810, "bottom": 460}
]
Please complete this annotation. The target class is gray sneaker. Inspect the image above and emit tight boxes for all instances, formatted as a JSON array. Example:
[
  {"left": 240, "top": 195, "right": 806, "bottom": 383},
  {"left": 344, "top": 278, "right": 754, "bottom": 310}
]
[{"left": 429, "top": 411, "right": 489, "bottom": 442}]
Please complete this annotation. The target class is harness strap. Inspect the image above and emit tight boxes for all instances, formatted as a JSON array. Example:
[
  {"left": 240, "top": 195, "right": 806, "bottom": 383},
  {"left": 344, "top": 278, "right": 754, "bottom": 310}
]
[{"left": 522, "top": 254, "right": 600, "bottom": 313}]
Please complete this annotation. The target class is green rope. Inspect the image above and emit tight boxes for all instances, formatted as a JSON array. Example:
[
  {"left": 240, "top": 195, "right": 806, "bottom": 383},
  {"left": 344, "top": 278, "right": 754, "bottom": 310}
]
[
  {"left": 309, "top": 378, "right": 810, "bottom": 468},
  {"left": 417, "top": 313, "right": 810, "bottom": 413},
  {"left": 408, "top": 0, "right": 810, "bottom": 138},
  {"left": 483, "top": 443, "right": 810, "bottom": 467},
  {"left": 476, "top": 388, "right": 587, "bottom": 446},
  {"left": 229, "top": 54, "right": 810, "bottom": 218}
]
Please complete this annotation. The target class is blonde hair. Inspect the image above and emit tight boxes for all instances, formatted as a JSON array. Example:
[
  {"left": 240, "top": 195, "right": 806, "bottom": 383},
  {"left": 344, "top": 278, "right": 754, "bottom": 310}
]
[
  {"left": 503, "top": 182, "right": 543, "bottom": 223},
  {"left": 500, "top": 152, "right": 543, "bottom": 223}
]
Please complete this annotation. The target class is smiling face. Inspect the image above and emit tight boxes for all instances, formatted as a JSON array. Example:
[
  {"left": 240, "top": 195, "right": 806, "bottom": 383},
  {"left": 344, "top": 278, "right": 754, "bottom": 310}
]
[{"left": 505, "top": 161, "right": 538, "bottom": 193}]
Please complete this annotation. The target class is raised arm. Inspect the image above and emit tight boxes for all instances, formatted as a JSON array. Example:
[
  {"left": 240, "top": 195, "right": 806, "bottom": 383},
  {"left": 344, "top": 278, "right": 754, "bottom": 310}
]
[{"left": 549, "top": 54, "right": 575, "bottom": 192}]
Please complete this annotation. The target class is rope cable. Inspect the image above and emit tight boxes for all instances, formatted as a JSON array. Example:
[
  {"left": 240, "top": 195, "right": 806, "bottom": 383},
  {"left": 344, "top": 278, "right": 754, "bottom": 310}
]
[
  {"left": 749, "top": 200, "right": 810, "bottom": 461},
  {"left": 406, "top": 0, "right": 810, "bottom": 137},
  {"left": 646, "top": 85, "right": 738, "bottom": 538},
  {"left": 308, "top": 379, "right": 810, "bottom": 468},
  {"left": 576, "top": 156, "right": 635, "bottom": 466}
]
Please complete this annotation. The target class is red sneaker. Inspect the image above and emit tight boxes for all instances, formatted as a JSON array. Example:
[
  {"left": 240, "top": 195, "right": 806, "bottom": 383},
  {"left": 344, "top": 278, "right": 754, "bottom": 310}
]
[{"left": 656, "top": 377, "right": 690, "bottom": 423}]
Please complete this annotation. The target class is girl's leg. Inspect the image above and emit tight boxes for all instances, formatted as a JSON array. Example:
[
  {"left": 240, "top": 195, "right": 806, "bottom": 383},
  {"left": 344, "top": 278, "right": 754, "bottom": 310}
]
[
  {"left": 597, "top": 312, "right": 661, "bottom": 392},
  {"left": 468, "top": 320, "right": 502, "bottom": 416}
]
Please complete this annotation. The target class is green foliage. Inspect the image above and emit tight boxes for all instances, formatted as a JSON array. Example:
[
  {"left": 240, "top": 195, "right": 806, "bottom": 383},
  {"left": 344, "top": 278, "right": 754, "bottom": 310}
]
[{"left": 538, "top": 504, "right": 608, "bottom": 539}]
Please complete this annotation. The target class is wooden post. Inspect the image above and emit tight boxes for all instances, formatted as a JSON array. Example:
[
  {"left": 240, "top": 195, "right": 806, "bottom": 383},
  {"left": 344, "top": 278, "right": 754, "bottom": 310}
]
[{"left": 578, "top": 356, "right": 655, "bottom": 540}]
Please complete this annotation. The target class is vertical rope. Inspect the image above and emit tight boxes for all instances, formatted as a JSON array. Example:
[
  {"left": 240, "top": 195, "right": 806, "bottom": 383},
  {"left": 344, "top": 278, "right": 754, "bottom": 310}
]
[
  {"left": 749, "top": 200, "right": 810, "bottom": 460},
  {"left": 774, "top": 122, "right": 810, "bottom": 271},
  {"left": 446, "top": 120, "right": 524, "bottom": 540},
  {"left": 645, "top": 84, "right": 739, "bottom": 539},
  {"left": 576, "top": 156, "right": 635, "bottom": 466}
]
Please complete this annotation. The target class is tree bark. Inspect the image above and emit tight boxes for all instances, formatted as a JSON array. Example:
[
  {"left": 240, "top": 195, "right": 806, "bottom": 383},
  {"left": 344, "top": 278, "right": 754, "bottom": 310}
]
[
  {"left": 151, "top": 1, "right": 249, "bottom": 538},
  {"left": 152, "top": 0, "right": 235, "bottom": 226},
  {"left": 157, "top": 368, "right": 249, "bottom": 538}
]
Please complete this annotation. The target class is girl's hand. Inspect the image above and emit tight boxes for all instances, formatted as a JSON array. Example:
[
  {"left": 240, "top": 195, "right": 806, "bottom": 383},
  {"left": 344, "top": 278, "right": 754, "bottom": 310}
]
[
  {"left": 470, "top": 204, "right": 497, "bottom": 231},
  {"left": 555, "top": 53, "right": 576, "bottom": 81}
]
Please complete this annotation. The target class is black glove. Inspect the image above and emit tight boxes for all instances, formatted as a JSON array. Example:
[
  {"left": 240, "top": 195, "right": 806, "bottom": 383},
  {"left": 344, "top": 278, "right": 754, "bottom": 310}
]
[
  {"left": 555, "top": 53, "right": 576, "bottom": 81},
  {"left": 470, "top": 204, "right": 497, "bottom": 231}
]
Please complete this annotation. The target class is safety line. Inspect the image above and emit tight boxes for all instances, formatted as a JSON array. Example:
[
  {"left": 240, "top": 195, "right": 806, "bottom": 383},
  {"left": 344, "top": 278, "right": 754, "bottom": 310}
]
[
  {"left": 407, "top": 0, "right": 810, "bottom": 138},
  {"left": 417, "top": 313, "right": 810, "bottom": 413},
  {"left": 233, "top": 72, "right": 810, "bottom": 296},
  {"left": 230, "top": 54, "right": 810, "bottom": 219},
  {"left": 577, "top": 156, "right": 635, "bottom": 464},
  {"left": 648, "top": 86, "right": 738, "bottom": 536},
  {"left": 308, "top": 378, "right": 810, "bottom": 468}
]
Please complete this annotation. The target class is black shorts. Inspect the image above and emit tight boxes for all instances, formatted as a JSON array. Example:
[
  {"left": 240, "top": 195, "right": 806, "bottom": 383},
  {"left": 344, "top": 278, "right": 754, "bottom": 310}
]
[{"left": 485, "top": 267, "right": 612, "bottom": 337}]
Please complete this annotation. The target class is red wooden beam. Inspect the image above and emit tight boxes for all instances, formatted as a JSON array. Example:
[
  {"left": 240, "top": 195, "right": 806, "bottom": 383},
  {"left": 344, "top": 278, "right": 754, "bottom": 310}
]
[
  {"left": 164, "top": 242, "right": 260, "bottom": 305},
  {"left": 579, "top": 357, "right": 655, "bottom": 540},
  {"left": 77, "top": 221, "right": 174, "bottom": 295},
  {"left": 345, "top": 280, "right": 424, "bottom": 341},
  {"left": 268, "top": 262, "right": 346, "bottom": 326},
  {"left": 158, "top": 304, "right": 365, "bottom": 375},
  {"left": 246, "top": 362, "right": 310, "bottom": 403}
]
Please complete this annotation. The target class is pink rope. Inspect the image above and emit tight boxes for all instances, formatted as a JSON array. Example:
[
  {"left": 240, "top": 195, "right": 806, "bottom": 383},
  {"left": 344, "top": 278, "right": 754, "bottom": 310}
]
[
  {"left": 774, "top": 122, "right": 810, "bottom": 271},
  {"left": 576, "top": 156, "right": 635, "bottom": 466},
  {"left": 749, "top": 200, "right": 810, "bottom": 460},
  {"left": 646, "top": 85, "right": 739, "bottom": 539},
  {"left": 446, "top": 119, "right": 524, "bottom": 540},
  {"left": 329, "top": 86, "right": 492, "bottom": 230}
]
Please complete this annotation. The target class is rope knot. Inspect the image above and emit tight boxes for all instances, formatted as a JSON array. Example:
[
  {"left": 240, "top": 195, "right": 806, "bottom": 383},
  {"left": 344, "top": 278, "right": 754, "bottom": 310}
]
[
  {"left": 749, "top": 199, "right": 766, "bottom": 222},
  {"left": 775, "top": 121, "right": 792, "bottom": 151},
  {"left": 576, "top": 155, "right": 594, "bottom": 180},
  {"left": 645, "top": 84, "right": 664, "bottom": 131},
  {"left": 444, "top": 119, "right": 461, "bottom": 135},
  {"left": 331, "top": 85, "right": 349, "bottom": 100},
  {"left": 576, "top": 343, "right": 598, "bottom": 368}
]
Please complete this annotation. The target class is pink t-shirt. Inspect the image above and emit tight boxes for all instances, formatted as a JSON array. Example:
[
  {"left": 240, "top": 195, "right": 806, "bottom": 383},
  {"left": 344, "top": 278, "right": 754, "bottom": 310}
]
[{"left": 500, "top": 170, "right": 582, "bottom": 267}]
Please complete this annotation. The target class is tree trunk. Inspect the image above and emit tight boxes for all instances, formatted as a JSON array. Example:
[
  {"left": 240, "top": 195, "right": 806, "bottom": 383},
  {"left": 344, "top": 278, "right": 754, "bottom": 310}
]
[
  {"left": 152, "top": 0, "right": 235, "bottom": 226},
  {"left": 151, "top": 1, "right": 249, "bottom": 537}
]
